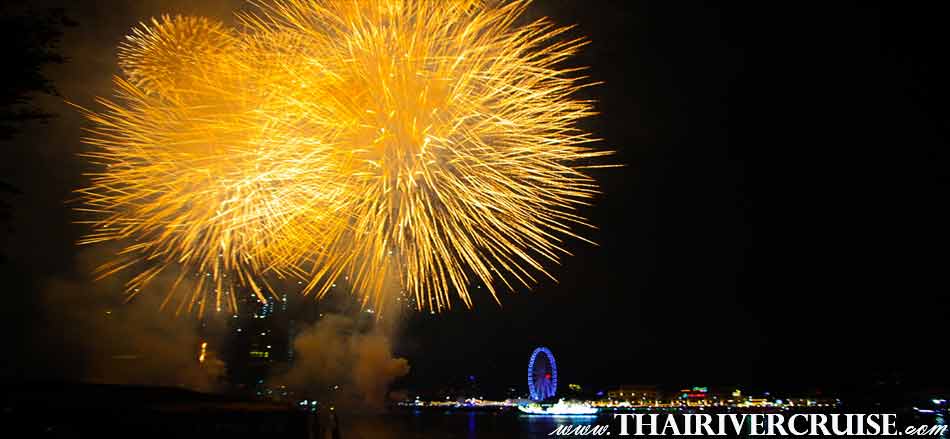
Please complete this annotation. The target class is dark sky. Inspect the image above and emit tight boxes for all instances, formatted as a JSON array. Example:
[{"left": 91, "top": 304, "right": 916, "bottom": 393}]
[{"left": 2, "top": 1, "right": 947, "bottom": 395}]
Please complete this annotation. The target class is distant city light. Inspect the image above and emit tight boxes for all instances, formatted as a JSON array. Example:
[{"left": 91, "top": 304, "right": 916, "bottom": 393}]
[{"left": 198, "top": 341, "right": 207, "bottom": 363}]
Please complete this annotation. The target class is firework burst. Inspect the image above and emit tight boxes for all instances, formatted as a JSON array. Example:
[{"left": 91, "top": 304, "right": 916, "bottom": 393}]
[{"left": 77, "top": 0, "right": 613, "bottom": 315}]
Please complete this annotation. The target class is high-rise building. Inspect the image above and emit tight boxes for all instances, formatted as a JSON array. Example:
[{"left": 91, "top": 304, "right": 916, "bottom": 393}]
[
  {"left": 224, "top": 288, "right": 292, "bottom": 394},
  {"left": 607, "top": 385, "right": 660, "bottom": 404}
]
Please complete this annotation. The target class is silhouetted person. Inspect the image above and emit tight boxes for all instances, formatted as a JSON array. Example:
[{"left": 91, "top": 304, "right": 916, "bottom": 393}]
[
  {"left": 306, "top": 410, "right": 316, "bottom": 439},
  {"left": 328, "top": 411, "right": 341, "bottom": 439}
]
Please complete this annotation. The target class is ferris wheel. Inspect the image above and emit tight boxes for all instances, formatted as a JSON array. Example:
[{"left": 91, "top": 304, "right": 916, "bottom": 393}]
[{"left": 527, "top": 346, "right": 557, "bottom": 401}]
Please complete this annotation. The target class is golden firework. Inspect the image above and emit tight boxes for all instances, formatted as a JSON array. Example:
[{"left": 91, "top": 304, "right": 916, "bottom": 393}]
[
  {"left": 77, "top": 0, "right": 613, "bottom": 315},
  {"left": 118, "top": 15, "right": 236, "bottom": 98}
]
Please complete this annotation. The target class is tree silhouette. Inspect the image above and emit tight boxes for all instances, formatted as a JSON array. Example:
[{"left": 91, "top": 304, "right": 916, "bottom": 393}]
[
  {"left": 0, "top": 7, "right": 75, "bottom": 140},
  {"left": 0, "top": 7, "right": 75, "bottom": 263}
]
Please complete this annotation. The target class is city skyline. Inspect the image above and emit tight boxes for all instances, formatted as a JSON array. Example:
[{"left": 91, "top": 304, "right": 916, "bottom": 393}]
[{"left": 1, "top": 0, "right": 947, "bottom": 403}]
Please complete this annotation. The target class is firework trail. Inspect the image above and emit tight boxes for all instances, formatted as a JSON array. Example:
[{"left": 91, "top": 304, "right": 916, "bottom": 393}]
[{"left": 77, "top": 0, "right": 613, "bottom": 315}]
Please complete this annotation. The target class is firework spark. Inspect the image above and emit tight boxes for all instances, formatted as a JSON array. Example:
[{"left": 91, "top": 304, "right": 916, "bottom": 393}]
[{"left": 77, "top": 0, "right": 613, "bottom": 315}]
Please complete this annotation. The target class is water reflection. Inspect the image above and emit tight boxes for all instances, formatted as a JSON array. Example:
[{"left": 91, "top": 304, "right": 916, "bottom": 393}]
[
  {"left": 467, "top": 411, "right": 476, "bottom": 439},
  {"left": 935, "top": 412, "right": 946, "bottom": 439},
  {"left": 340, "top": 411, "right": 604, "bottom": 439}
]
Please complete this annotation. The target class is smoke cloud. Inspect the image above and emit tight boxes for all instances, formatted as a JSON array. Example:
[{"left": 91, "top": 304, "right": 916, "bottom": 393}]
[
  {"left": 273, "top": 313, "right": 410, "bottom": 411},
  {"left": 34, "top": 247, "right": 225, "bottom": 391}
]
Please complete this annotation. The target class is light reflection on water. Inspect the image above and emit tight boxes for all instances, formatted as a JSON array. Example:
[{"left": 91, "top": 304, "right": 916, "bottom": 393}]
[
  {"left": 935, "top": 412, "right": 947, "bottom": 439},
  {"left": 340, "top": 410, "right": 600, "bottom": 439}
]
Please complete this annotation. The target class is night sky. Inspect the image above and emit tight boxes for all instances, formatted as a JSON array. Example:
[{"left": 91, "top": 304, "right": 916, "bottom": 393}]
[{"left": 2, "top": 1, "right": 947, "bottom": 396}]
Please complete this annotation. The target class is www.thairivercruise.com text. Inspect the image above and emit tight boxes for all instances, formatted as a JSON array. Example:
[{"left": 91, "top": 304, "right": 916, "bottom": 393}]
[{"left": 549, "top": 414, "right": 948, "bottom": 436}]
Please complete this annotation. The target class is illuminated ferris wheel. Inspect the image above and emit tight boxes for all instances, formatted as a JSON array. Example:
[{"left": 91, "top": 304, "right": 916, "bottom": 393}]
[{"left": 527, "top": 346, "right": 557, "bottom": 401}]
